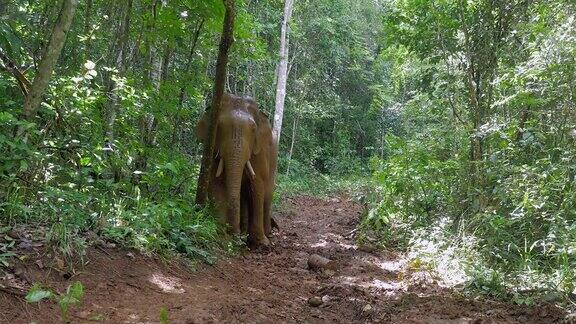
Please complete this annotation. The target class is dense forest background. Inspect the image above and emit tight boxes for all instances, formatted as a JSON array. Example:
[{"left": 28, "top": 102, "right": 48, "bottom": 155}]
[{"left": 1, "top": 0, "right": 576, "bottom": 301}]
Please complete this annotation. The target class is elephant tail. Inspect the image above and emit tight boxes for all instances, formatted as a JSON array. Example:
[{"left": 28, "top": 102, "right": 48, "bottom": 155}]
[{"left": 271, "top": 216, "right": 280, "bottom": 231}]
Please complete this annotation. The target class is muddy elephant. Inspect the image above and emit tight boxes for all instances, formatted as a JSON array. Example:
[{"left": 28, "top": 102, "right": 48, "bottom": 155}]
[{"left": 196, "top": 93, "right": 278, "bottom": 246}]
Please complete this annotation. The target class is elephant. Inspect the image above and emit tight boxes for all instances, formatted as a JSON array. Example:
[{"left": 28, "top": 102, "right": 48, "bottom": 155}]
[{"left": 196, "top": 93, "right": 278, "bottom": 246}]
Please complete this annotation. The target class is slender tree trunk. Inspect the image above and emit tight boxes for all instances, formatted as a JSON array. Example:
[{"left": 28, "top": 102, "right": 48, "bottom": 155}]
[
  {"left": 133, "top": 0, "right": 162, "bottom": 185},
  {"left": 22, "top": 0, "right": 78, "bottom": 121},
  {"left": 101, "top": 0, "right": 132, "bottom": 183},
  {"left": 172, "top": 19, "right": 205, "bottom": 146},
  {"left": 196, "top": 0, "right": 236, "bottom": 206},
  {"left": 160, "top": 45, "right": 173, "bottom": 82},
  {"left": 83, "top": 0, "right": 94, "bottom": 62},
  {"left": 285, "top": 114, "right": 299, "bottom": 176},
  {"left": 272, "top": 0, "right": 295, "bottom": 144},
  {"left": 103, "top": 0, "right": 132, "bottom": 143}
]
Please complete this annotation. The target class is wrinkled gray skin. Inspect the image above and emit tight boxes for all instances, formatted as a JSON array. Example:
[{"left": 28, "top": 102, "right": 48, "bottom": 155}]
[{"left": 197, "top": 93, "right": 277, "bottom": 246}]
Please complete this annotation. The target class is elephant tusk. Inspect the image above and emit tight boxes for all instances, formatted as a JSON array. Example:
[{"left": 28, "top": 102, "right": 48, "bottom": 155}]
[
  {"left": 216, "top": 157, "right": 224, "bottom": 177},
  {"left": 246, "top": 160, "right": 256, "bottom": 179}
]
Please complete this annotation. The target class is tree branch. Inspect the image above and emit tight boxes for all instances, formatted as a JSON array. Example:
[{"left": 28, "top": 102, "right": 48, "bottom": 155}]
[{"left": 0, "top": 48, "right": 31, "bottom": 97}]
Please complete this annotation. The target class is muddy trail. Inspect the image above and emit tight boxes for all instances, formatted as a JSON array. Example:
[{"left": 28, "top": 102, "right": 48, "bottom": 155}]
[{"left": 0, "top": 196, "right": 566, "bottom": 323}]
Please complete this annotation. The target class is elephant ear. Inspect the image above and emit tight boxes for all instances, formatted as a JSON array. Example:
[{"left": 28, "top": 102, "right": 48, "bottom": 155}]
[
  {"left": 196, "top": 113, "right": 209, "bottom": 143},
  {"left": 253, "top": 110, "right": 271, "bottom": 155}
]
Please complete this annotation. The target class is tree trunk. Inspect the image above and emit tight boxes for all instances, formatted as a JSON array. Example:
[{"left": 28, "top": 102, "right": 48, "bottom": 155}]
[
  {"left": 98, "top": 0, "right": 132, "bottom": 183},
  {"left": 285, "top": 114, "right": 299, "bottom": 176},
  {"left": 22, "top": 0, "right": 78, "bottom": 121},
  {"left": 195, "top": 0, "right": 236, "bottom": 206},
  {"left": 83, "top": 0, "right": 94, "bottom": 62},
  {"left": 272, "top": 0, "right": 295, "bottom": 145},
  {"left": 172, "top": 19, "right": 205, "bottom": 146},
  {"left": 133, "top": 0, "right": 162, "bottom": 185},
  {"left": 103, "top": 0, "right": 132, "bottom": 143}
]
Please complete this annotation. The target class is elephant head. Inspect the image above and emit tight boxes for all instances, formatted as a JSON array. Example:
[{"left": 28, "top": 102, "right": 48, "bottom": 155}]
[{"left": 196, "top": 94, "right": 266, "bottom": 233}]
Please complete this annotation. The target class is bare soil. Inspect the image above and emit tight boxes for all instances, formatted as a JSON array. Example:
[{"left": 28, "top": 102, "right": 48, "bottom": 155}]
[{"left": 0, "top": 195, "right": 566, "bottom": 323}]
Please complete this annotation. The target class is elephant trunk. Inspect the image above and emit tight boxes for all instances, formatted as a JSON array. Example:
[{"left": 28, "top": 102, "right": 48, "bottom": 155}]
[{"left": 224, "top": 153, "right": 244, "bottom": 234}]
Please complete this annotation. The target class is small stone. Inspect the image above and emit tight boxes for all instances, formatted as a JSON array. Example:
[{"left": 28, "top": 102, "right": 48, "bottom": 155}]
[
  {"left": 362, "top": 304, "right": 373, "bottom": 313},
  {"left": 321, "top": 295, "right": 331, "bottom": 303},
  {"left": 126, "top": 252, "right": 135, "bottom": 259},
  {"left": 307, "top": 254, "right": 336, "bottom": 271},
  {"left": 308, "top": 296, "right": 323, "bottom": 307},
  {"left": 106, "top": 242, "right": 116, "bottom": 248},
  {"left": 78, "top": 310, "right": 91, "bottom": 319},
  {"left": 323, "top": 269, "right": 335, "bottom": 277}
]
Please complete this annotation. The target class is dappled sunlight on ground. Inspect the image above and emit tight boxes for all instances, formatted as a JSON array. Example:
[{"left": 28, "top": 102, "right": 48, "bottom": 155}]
[
  {"left": 377, "top": 260, "right": 405, "bottom": 272},
  {"left": 311, "top": 232, "right": 358, "bottom": 251},
  {"left": 338, "top": 275, "right": 405, "bottom": 293},
  {"left": 148, "top": 272, "right": 185, "bottom": 294},
  {"left": 310, "top": 239, "right": 328, "bottom": 248},
  {"left": 0, "top": 195, "right": 566, "bottom": 323}
]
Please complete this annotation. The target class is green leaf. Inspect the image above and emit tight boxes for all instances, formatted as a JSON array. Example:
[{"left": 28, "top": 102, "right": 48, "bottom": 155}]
[
  {"left": 159, "top": 307, "right": 169, "bottom": 324},
  {"left": 0, "top": 112, "right": 15, "bottom": 123},
  {"left": 19, "top": 160, "right": 28, "bottom": 172},
  {"left": 164, "top": 162, "right": 178, "bottom": 174},
  {"left": 80, "top": 156, "right": 91, "bottom": 166},
  {"left": 67, "top": 281, "right": 84, "bottom": 301},
  {"left": 0, "top": 252, "right": 16, "bottom": 259},
  {"left": 26, "top": 285, "right": 53, "bottom": 303}
]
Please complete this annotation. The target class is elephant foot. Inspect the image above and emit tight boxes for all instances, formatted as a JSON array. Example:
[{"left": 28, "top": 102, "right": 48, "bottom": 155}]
[
  {"left": 265, "top": 216, "right": 280, "bottom": 236},
  {"left": 248, "top": 234, "right": 271, "bottom": 249}
]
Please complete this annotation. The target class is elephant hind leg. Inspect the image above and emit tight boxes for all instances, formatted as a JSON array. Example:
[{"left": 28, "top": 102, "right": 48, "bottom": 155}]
[
  {"left": 264, "top": 194, "right": 273, "bottom": 236},
  {"left": 248, "top": 185, "right": 270, "bottom": 247}
]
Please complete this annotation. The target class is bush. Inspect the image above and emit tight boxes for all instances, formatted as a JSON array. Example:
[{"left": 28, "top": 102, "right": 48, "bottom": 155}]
[
  {"left": 364, "top": 134, "right": 464, "bottom": 246},
  {"left": 365, "top": 130, "right": 576, "bottom": 296}
]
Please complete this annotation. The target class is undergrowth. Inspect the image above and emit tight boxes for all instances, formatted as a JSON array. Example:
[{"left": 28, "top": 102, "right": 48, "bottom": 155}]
[
  {"left": 362, "top": 134, "right": 576, "bottom": 306},
  {"left": 276, "top": 171, "right": 369, "bottom": 199},
  {"left": 0, "top": 151, "right": 223, "bottom": 268}
]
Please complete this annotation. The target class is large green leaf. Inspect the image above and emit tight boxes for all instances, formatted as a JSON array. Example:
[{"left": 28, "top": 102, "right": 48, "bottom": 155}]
[{"left": 25, "top": 285, "right": 53, "bottom": 303}]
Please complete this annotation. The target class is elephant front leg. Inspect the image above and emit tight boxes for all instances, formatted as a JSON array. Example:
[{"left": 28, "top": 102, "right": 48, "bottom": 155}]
[{"left": 250, "top": 182, "right": 270, "bottom": 246}]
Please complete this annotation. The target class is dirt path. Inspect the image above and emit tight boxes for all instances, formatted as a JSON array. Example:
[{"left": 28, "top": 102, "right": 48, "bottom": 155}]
[{"left": 0, "top": 196, "right": 565, "bottom": 323}]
